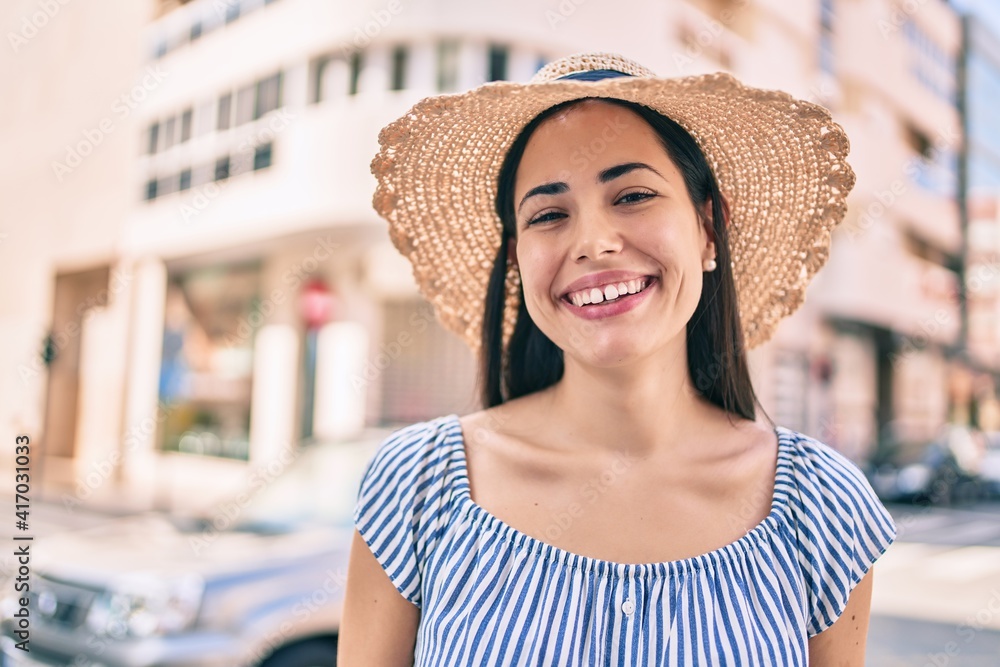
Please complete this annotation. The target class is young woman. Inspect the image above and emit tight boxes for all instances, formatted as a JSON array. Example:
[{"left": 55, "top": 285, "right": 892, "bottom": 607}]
[{"left": 339, "top": 53, "right": 896, "bottom": 666}]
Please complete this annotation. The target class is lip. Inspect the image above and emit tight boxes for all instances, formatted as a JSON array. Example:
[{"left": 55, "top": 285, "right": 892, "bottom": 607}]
[
  {"left": 561, "top": 277, "right": 657, "bottom": 320},
  {"left": 559, "top": 270, "right": 657, "bottom": 300}
]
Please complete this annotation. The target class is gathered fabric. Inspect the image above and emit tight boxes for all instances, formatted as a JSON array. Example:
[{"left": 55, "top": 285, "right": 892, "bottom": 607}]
[{"left": 354, "top": 414, "right": 896, "bottom": 666}]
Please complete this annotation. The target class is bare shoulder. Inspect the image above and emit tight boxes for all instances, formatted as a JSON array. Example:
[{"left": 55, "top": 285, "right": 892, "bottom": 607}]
[
  {"left": 458, "top": 393, "right": 548, "bottom": 449},
  {"left": 733, "top": 417, "right": 780, "bottom": 471},
  {"left": 695, "top": 400, "right": 778, "bottom": 459},
  {"left": 702, "top": 410, "right": 780, "bottom": 525},
  {"left": 456, "top": 392, "right": 575, "bottom": 493}
]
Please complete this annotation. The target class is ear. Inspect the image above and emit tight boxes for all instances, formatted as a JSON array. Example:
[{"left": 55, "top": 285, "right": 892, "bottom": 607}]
[
  {"left": 701, "top": 200, "right": 717, "bottom": 255},
  {"left": 703, "top": 194, "right": 732, "bottom": 233}
]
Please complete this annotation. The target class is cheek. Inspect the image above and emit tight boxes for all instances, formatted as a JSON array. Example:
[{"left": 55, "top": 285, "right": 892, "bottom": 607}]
[
  {"left": 638, "top": 223, "right": 700, "bottom": 271},
  {"left": 634, "top": 229, "right": 682, "bottom": 271},
  {"left": 514, "top": 242, "right": 556, "bottom": 286}
]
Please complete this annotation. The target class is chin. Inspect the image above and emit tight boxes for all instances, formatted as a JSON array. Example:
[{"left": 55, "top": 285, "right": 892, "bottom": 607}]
[{"left": 566, "top": 340, "right": 651, "bottom": 368}]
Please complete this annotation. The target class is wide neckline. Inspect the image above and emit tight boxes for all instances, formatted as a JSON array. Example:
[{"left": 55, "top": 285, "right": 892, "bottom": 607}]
[{"left": 442, "top": 413, "right": 795, "bottom": 578}]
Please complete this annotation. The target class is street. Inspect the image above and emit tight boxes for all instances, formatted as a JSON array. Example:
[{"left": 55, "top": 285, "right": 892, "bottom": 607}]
[{"left": 869, "top": 502, "right": 1000, "bottom": 666}]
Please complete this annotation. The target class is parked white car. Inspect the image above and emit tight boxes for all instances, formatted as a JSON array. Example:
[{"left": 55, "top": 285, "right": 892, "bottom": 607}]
[{"left": 0, "top": 429, "right": 388, "bottom": 667}]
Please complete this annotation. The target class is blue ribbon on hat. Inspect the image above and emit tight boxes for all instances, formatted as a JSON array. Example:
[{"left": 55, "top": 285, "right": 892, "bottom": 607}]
[{"left": 556, "top": 69, "right": 632, "bottom": 81}]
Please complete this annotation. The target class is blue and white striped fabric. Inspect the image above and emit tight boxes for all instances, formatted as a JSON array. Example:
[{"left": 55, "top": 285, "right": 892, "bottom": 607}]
[{"left": 353, "top": 414, "right": 897, "bottom": 666}]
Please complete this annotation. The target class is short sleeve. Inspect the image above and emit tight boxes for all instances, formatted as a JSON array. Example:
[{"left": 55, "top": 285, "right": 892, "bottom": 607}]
[
  {"left": 352, "top": 421, "right": 437, "bottom": 609},
  {"left": 787, "top": 435, "right": 897, "bottom": 637}
]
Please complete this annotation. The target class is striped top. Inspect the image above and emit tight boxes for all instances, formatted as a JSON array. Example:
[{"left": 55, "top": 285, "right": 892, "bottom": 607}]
[{"left": 353, "top": 414, "right": 897, "bottom": 666}]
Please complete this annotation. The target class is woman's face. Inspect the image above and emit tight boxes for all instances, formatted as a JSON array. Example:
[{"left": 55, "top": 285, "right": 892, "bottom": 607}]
[{"left": 511, "top": 100, "right": 715, "bottom": 367}]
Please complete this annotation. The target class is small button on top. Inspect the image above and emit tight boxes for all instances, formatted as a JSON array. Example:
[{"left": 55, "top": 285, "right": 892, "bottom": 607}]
[{"left": 622, "top": 599, "right": 635, "bottom": 615}]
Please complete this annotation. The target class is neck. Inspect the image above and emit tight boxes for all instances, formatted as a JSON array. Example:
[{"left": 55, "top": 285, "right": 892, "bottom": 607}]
[{"left": 533, "top": 335, "right": 740, "bottom": 459}]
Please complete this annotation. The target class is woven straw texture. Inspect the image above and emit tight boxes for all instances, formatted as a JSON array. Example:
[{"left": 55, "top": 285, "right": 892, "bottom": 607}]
[{"left": 371, "top": 53, "right": 856, "bottom": 358}]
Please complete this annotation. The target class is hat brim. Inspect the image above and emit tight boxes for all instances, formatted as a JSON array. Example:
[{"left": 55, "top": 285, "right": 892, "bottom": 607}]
[{"left": 371, "top": 72, "right": 855, "bottom": 356}]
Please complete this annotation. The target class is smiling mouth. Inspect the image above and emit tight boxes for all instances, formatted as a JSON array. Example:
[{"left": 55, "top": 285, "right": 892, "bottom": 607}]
[{"left": 562, "top": 276, "right": 657, "bottom": 307}]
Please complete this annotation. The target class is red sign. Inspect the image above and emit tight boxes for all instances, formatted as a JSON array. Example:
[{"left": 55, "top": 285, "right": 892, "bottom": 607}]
[{"left": 300, "top": 278, "right": 338, "bottom": 329}]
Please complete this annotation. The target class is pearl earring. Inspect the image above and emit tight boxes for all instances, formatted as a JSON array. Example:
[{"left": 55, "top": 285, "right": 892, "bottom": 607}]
[{"left": 703, "top": 258, "right": 717, "bottom": 272}]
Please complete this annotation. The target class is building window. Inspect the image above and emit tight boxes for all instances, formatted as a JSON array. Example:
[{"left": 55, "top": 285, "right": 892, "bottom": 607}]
[
  {"left": 818, "top": 0, "right": 835, "bottom": 76},
  {"left": 349, "top": 51, "right": 363, "bottom": 95},
  {"left": 968, "top": 51, "right": 1000, "bottom": 190},
  {"left": 158, "top": 173, "right": 179, "bottom": 197},
  {"left": 145, "top": 178, "right": 158, "bottom": 201},
  {"left": 391, "top": 45, "right": 408, "bottom": 91},
  {"left": 905, "top": 123, "right": 933, "bottom": 159},
  {"left": 314, "top": 55, "right": 353, "bottom": 102},
  {"left": 217, "top": 93, "right": 233, "bottom": 131},
  {"left": 191, "top": 163, "right": 213, "bottom": 188},
  {"left": 215, "top": 156, "right": 231, "bottom": 181},
  {"left": 253, "top": 142, "right": 272, "bottom": 170},
  {"left": 224, "top": 1, "right": 241, "bottom": 24},
  {"left": 235, "top": 83, "right": 256, "bottom": 125},
  {"left": 903, "top": 18, "right": 956, "bottom": 104},
  {"left": 180, "top": 108, "right": 193, "bottom": 143},
  {"left": 147, "top": 122, "right": 160, "bottom": 154},
  {"left": 312, "top": 57, "right": 327, "bottom": 103},
  {"left": 488, "top": 44, "right": 508, "bottom": 82},
  {"left": 162, "top": 116, "right": 177, "bottom": 150},
  {"left": 255, "top": 72, "right": 282, "bottom": 119},
  {"left": 193, "top": 101, "right": 213, "bottom": 136},
  {"left": 179, "top": 169, "right": 192, "bottom": 191},
  {"left": 437, "top": 40, "right": 460, "bottom": 92},
  {"left": 198, "top": 12, "right": 221, "bottom": 41},
  {"left": 231, "top": 144, "right": 252, "bottom": 176}
]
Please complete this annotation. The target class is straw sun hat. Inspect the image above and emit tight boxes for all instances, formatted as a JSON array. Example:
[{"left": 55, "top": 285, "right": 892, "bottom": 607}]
[{"left": 371, "top": 52, "right": 855, "bottom": 357}]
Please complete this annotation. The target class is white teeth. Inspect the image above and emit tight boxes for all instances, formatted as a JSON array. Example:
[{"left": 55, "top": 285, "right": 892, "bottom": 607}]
[{"left": 567, "top": 278, "right": 651, "bottom": 306}]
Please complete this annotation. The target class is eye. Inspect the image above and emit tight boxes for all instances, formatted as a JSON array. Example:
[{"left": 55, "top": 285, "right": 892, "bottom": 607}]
[
  {"left": 615, "top": 190, "right": 656, "bottom": 205},
  {"left": 526, "top": 210, "right": 566, "bottom": 226}
]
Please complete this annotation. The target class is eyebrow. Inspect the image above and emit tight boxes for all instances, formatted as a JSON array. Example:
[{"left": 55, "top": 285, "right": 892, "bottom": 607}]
[
  {"left": 598, "top": 162, "right": 664, "bottom": 183},
  {"left": 516, "top": 162, "right": 666, "bottom": 214},
  {"left": 517, "top": 182, "right": 568, "bottom": 214}
]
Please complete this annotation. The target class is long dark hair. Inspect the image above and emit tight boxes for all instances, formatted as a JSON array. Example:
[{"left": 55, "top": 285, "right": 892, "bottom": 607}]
[{"left": 480, "top": 97, "right": 769, "bottom": 426}]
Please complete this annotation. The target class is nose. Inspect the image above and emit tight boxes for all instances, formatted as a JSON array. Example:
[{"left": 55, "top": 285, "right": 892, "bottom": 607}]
[{"left": 569, "top": 207, "right": 623, "bottom": 261}]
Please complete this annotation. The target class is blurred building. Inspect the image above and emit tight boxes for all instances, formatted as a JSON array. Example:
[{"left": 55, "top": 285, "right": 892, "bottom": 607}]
[
  {"left": 0, "top": 0, "right": 152, "bottom": 504},
  {"left": 0, "top": 0, "right": 990, "bottom": 511},
  {"left": 794, "top": 0, "right": 966, "bottom": 458},
  {"left": 963, "top": 16, "right": 1000, "bottom": 431},
  {"left": 965, "top": 15, "right": 1000, "bottom": 190},
  {"left": 968, "top": 198, "right": 1000, "bottom": 430},
  {"left": 667, "top": 0, "right": 969, "bottom": 460}
]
